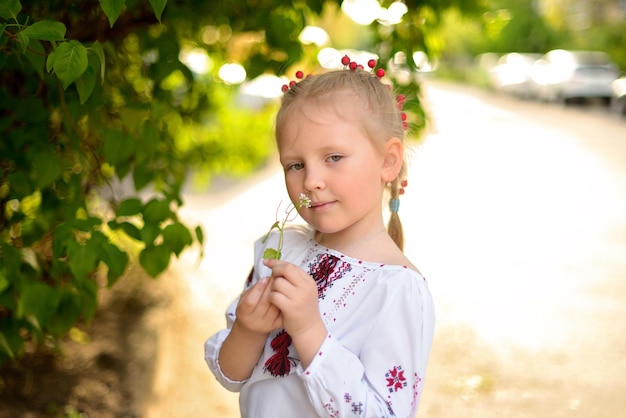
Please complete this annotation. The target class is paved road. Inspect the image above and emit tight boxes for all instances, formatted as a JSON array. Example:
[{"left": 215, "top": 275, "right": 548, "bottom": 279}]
[
  {"left": 143, "top": 80, "right": 626, "bottom": 418},
  {"left": 408, "top": 81, "right": 626, "bottom": 417}
]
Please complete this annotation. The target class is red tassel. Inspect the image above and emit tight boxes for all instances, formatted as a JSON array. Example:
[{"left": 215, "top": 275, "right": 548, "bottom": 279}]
[{"left": 264, "top": 330, "right": 295, "bottom": 377}]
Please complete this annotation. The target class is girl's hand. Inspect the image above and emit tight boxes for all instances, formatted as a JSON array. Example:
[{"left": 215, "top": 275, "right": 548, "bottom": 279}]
[
  {"left": 264, "top": 258, "right": 328, "bottom": 368},
  {"left": 219, "top": 277, "right": 282, "bottom": 381},
  {"left": 235, "top": 276, "right": 283, "bottom": 335},
  {"left": 263, "top": 259, "right": 321, "bottom": 336}
]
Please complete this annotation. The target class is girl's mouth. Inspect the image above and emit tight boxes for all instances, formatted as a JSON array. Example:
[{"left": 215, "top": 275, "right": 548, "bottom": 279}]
[{"left": 310, "top": 201, "right": 335, "bottom": 211}]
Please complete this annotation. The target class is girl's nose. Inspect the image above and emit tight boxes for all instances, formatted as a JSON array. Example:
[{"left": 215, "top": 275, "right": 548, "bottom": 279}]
[{"left": 303, "top": 167, "right": 325, "bottom": 191}]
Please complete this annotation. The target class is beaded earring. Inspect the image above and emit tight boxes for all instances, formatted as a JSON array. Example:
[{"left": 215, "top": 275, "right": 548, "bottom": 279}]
[
  {"left": 389, "top": 180, "right": 408, "bottom": 213},
  {"left": 399, "top": 179, "right": 408, "bottom": 195}
]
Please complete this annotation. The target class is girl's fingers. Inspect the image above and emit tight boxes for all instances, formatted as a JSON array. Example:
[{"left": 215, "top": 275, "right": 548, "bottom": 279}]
[
  {"left": 263, "top": 259, "right": 307, "bottom": 286},
  {"left": 248, "top": 277, "right": 269, "bottom": 302},
  {"left": 257, "top": 276, "right": 271, "bottom": 292},
  {"left": 266, "top": 304, "right": 282, "bottom": 324},
  {"left": 238, "top": 277, "right": 270, "bottom": 313},
  {"left": 270, "top": 276, "right": 295, "bottom": 294},
  {"left": 268, "top": 288, "right": 290, "bottom": 312}
]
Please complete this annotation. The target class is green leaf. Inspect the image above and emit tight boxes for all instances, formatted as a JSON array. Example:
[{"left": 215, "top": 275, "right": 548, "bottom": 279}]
[
  {"left": 0, "top": 332, "right": 15, "bottom": 359},
  {"left": 75, "top": 63, "right": 96, "bottom": 104},
  {"left": 139, "top": 121, "right": 159, "bottom": 159},
  {"left": 1, "top": 242, "right": 21, "bottom": 276},
  {"left": 263, "top": 248, "right": 280, "bottom": 260},
  {"left": 116, "top": 197, "right": 143, "bottom": 216},
  {"left": 67, "top": 241, "right": 99, "bottom": 280},
  {"left": 0, "top": 321, "right": 22, "bottom": 360},
  {"left": 51, "top": 40, "right": 88, "bottom": 89},
  {"left": 25, "top": 39, "right": 46, "bottom": 78},
  {"left": 99, "top": 241, "right": 128, "bottom": 286},
  {"left": 98, "top": 0, "right": 125, "bottom": 27},
  {"left": 17, "top": 282, "right": 61, "bottom": 325},
  {"left": 0, "top": 0, "right": 21, "bottom": 20},
  {"left": 46, "top": 47, "right": 56, "bottom": 73},
  {"left": 162, "top": 222, "right": 192, "bottom": 256},
  {"left": 90, "top": 40, "right": 106, "bottom": 82},
  {"left": 102, "top": 128, "right": 136, "bottom": 166},
  {"left": 22, "top": 20, "right": 66, "bottom": 41},
  {"left": 33, "top": 152, "right": 62, "bottom": 188},
  {"left": 46, "top": 293, "right": 81, "bottom": 337},
  {"left": 132, "top": 162, "right": 152, "bottom": 191},
  {"left": 195, "top": 225, "right": 204, "bottom": 258},
  {"left": 143, "top": 198, "right": 171, "bottom": 223},
  {"left": 16, "top": 31, "right": 28, "bottom": 53},
  {"left": 52, "top": 222, "right": 73, "bottom": 258},
  {"left": 139, "top": 244, "right": 170, "bottom": 277},
  {"left": 261, "top": 221, "right": 280, "bottom": 243},
  {"left": 140, "top": 223, "right": 160, "bottom": 244},
  {"left": 0, "top": 270, "right": 9, "bottom": 293},
  {"left": 70, "top": 217, "right": 101, "bottom": 232},
  {"left": 7, "top": 171, "right": 33, "bottom": 197},
  {"left": 195, "top": 225, "right": 204, "bottom": 245},
  {"left": 79, "top": 279, "right": 99, "bottom": 322},
  {"left": 118, "top": 222, "right": 142, "bottom": 240},
  {"left": 149, "top": 0, "right": 167, "bottom": 23}
]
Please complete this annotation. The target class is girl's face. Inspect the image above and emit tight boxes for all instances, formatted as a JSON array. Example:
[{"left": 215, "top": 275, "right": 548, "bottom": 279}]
[{"left": 278, "top": 104, "right": 386, "bottom": 237}]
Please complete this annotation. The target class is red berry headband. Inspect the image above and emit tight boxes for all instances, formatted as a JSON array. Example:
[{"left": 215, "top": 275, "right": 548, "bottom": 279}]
[{"left": 281, "top": 55, "right": 408, "bottom": 131}]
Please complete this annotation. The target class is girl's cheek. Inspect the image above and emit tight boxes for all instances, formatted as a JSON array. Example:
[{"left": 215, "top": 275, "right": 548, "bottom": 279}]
[{"left": 285, "top": 175, "right": 300, "bottom": 192}]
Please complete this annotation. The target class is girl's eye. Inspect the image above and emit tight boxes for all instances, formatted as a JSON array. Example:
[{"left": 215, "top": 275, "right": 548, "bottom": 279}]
[
  {"left": 287, "top": 162, "right": 304, "bottom": 171},
  {"left": 327, "top": 155, "right": 342, "bottom": 163}
]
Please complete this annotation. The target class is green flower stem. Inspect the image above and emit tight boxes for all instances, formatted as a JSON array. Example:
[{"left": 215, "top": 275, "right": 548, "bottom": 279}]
[{"left": 261, "top": 195, "right": 309, "bottom": 259}]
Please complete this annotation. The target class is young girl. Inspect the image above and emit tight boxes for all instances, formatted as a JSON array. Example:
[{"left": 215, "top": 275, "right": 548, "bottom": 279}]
[{"left": 205, "top": 56, "right": 435, "bottom": 417}]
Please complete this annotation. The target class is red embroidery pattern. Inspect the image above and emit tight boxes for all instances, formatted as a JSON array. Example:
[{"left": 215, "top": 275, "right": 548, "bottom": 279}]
[
  {"left": 323, "top": 400, "right": 339, "bottom": 418},
  {"left": 245, "top": 267, "right": 254, "bottom": 286},
  {"left": 385, "top": 400, "right": 395, "bottom": 416},
  {"left": 411, "top": 372, "right": 422, "bottom": 409},
  {"left": 309, "top": 253, "right": 352, "bottom": 299},
  {"left": 264, "top": 330, "right": 296, "bottom": 377},
  {"left": 351, "top": 401, "right": 364, "bottom": 414},
  {"left": 386, "top": 365, "right": 407, "bottom": 392}
]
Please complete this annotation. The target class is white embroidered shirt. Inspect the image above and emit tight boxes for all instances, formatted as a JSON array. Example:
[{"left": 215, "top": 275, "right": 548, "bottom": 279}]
[{"left": 205, "top": 225, "right": 435, "bottom": 418}]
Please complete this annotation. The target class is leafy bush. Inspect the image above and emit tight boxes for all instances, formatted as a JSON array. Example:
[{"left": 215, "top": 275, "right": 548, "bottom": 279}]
[
  {"left": 0, "top": 0, "right": 480, "bottom": 366},
  {"left": 0, "top": 0, "right": 193, "bottom": 365},
  {"left": 0, "top": 0, "right": 279, "bottom": 365}
]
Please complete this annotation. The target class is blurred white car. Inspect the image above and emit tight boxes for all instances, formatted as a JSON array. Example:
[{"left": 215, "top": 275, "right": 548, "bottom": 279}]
[
  {"left": 611, "top": 76, "right": 626, "bottom": 116},
  {"left": 529, "top": 49, "right": 619, "bottom": 104},
  {"left": 489, "top": 52, "right": 541, "bottom": 98}
]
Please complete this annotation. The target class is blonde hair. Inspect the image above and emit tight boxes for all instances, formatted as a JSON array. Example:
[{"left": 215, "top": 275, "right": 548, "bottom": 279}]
[{"left": 275, "top": 68, "right": 408, "bottom": 250}]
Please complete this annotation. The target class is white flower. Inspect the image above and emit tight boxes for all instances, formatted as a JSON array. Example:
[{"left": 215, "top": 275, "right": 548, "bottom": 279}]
[{"left": 298, "top": 193, "right": 311, "bottom": 208}]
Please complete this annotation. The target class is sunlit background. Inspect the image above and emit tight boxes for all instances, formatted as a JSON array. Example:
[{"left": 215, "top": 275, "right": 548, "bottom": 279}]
[
  {"left": 166, "top": 79, "right": 626, "bottom": 417},
  {"left": 142, "top": 1, "right": 626, "bottom": 417},
  {"left": 155, "top": 0, "right": 626, "bottom": 416},
  {"left": 3, "top": 0, "right": 626, "bottom": 416}
]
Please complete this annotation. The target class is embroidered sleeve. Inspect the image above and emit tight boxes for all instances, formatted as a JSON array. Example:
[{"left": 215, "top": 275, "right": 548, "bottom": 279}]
[
  {"left": 297, "top": 276, "right": 435, "bottom": 417},
  {"left": 204, "top": 296, "right": 248, "bottom": 392},
  {"left": 204, "top": 231, "right": 282, "bottom": 391}
]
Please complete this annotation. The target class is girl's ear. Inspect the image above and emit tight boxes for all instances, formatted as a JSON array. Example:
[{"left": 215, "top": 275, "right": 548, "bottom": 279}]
[{"left": 381, "top": 137, "right": 403, "bottom": 182}]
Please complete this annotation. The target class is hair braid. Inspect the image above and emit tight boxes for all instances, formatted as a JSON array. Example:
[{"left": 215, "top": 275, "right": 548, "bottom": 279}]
[{"left": 387, "top": 163, "right": 406, "bottom": 251}]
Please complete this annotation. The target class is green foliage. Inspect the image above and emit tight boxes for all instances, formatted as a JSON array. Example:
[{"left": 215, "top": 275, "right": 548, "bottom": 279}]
[
  {"left": 0, "top": 0, "right": 278, "bottom": 365},
  {"left": 571, "top": 21, "right": 626, "bottom": 71},
  {"left": 0, "top": 0, "right": 478, "bottom": 367},
  {"left": 437, "top": 0, "right": 626, "bottom": 81},
  {"left": 479, "top": 0, "right": 564, "bottom": 54}
]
